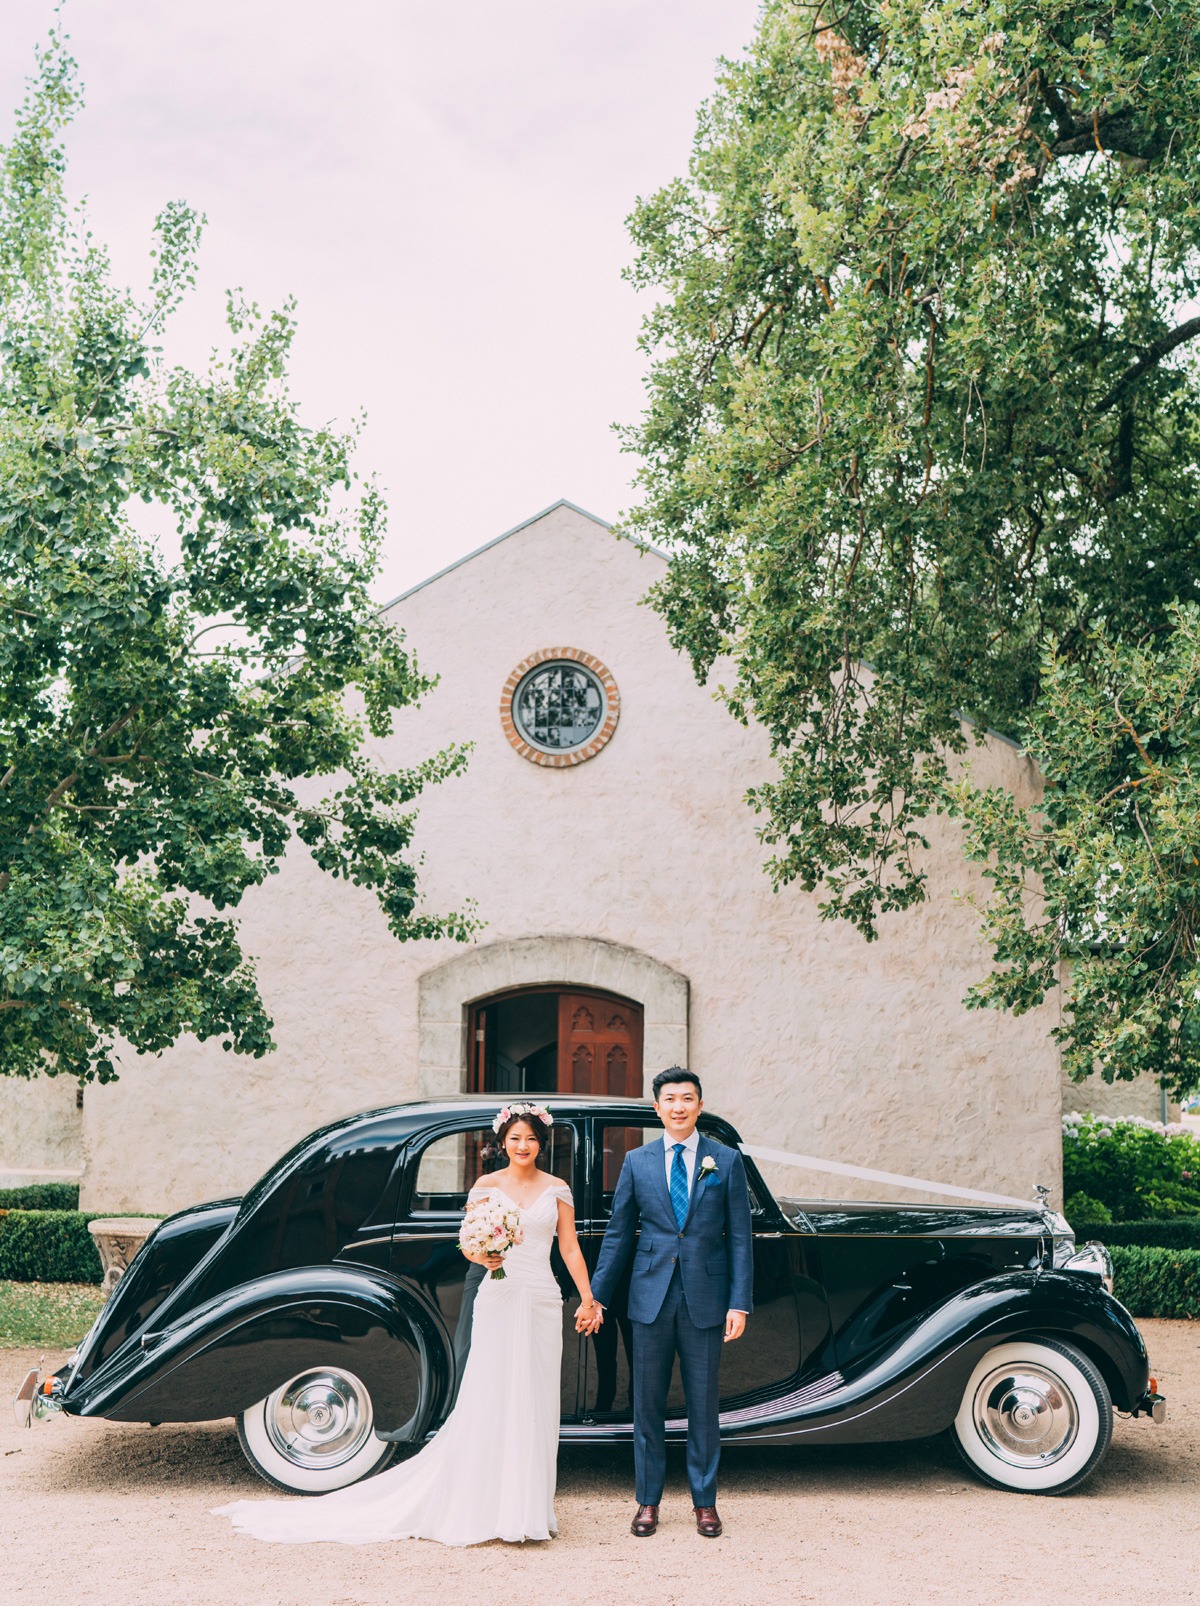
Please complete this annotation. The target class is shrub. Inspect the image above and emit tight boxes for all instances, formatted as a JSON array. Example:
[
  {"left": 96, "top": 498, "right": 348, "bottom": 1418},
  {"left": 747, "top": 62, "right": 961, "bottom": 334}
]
[
  {"left": 0, "top": 1183, "right": 80, "bottom": 1211},
  {"left": 1064, "top": 1191, "right": 1113, "bottom": 1227},
  {"left": 1062, "top": 1113, "right": 1200, "bottom": 1220},
  {"left": 0, "top": 1211, "right": 102, "bottom": 1283},
  {"left": 1073, "top": 1219, "right": 1200, "bottom": 1251},
  {"left": 1110, "top": 1245, "right": 1200, "bottom": 1320}
]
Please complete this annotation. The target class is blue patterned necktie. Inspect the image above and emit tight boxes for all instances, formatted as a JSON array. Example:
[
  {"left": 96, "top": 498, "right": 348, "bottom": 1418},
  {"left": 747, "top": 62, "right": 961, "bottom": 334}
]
[{"left": 670, "top": 1142, "right": 689, "bottom": 1228}]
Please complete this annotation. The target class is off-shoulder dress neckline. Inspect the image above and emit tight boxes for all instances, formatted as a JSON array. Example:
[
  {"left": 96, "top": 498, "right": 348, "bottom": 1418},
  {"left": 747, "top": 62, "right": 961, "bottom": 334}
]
[{"left": 471, "top": 1179, "right": 570, "bottom": 1209}]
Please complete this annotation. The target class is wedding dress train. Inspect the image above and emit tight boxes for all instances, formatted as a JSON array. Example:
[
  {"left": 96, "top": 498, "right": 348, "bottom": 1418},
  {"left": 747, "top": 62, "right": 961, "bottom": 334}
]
[{"left": 213, "top": 1180, "right": 569, "bottom": 1546}]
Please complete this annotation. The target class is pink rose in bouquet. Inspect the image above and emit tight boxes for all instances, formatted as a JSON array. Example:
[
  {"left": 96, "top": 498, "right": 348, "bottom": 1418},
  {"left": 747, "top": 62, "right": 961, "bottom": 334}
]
[{"left": 459, "top": 1194, "right": 524, "bottom": 1279}]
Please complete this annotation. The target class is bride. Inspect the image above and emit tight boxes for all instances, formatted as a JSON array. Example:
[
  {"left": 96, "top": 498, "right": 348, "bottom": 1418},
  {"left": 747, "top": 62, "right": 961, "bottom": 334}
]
[{"left": 214, "top": 1102, "right": 599, "bottom": 1546}]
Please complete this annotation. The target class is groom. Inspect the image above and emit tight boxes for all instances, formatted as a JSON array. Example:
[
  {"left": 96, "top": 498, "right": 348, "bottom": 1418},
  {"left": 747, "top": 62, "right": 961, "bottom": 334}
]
[{"left": 587, "top": 1068, "right": 753, "bottom": 1539}]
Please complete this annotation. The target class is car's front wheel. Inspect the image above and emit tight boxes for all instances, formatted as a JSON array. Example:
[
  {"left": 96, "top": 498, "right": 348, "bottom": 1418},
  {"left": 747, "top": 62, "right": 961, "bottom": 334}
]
[
  {"left": 951, "top": 1337, "right": 1112, "bottom": 1494},
  {"left": 237, "top": 1364, "right": 398, "bottom": 1493}
]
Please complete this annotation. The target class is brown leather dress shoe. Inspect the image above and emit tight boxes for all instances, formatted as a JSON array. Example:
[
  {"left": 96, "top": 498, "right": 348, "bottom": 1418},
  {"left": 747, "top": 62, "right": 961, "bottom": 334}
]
[
  {"left": 694, "top": 1505, "right": 723, "bottom": 1538},
  {"left": 630, "top": 1504, "right": 659, "bottom": 1537}
]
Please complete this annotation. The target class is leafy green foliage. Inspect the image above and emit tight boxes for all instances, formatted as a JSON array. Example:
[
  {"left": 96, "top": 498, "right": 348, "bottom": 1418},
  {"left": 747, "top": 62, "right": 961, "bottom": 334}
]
[
  {"left": 955, "top": 615, "right": 1200, "bottom": 1096},
  {"left": 0, "top": 1182, "right": 78, "bottom": 1209},
  {"left": 0, "top": 1278, "right": 105, "bottom": 1346},
  {"left": 0, "top": 1209, "right": 102, "bottom": 1281},
  {"left": 0, "top": 37, "right": 476, "bottom": 1083},
  {"left": 620, "top": 0, "right": 1200, "bottom": 940},
  {"left": 1063, "top": 1191, "right": 1112, "bottom": 1227},
  {"left": 1061, "top": 1113, "right": 1200, "bottom": 1219},
  {"left": 1109, "top": 1245, "right": 1200, "bottom": 1319}
]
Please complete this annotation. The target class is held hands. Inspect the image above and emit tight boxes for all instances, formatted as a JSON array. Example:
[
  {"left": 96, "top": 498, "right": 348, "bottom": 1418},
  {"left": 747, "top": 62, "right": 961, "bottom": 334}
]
[
  {"left": 724, "top": 1310, "right": 746, "bottom": 1343},
  {"left": 575, "top": 1300, "right": 604, "bottom": 1335}
]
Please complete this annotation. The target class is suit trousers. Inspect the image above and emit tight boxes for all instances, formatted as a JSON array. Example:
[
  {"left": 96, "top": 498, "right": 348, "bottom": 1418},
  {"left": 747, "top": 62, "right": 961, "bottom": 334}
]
[{"left": 631, "top": 1265, "right": 724, "bottom": 1507}]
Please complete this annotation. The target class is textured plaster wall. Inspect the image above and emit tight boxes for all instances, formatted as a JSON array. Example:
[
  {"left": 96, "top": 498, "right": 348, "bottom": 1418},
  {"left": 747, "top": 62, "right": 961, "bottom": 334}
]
[
  {"left": 0, "top": 1074, "right": 83, "bottom": 1188},
  {"left": 1061, "top": 1070, "right": 1177, "bottom": 1124},
  {"left": 46, "top": 502, "right": 1063, "bottom": 1214}
]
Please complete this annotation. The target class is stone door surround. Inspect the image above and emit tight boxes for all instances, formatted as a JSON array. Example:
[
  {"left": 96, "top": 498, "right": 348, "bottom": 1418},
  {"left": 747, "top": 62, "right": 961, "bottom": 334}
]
[{"left": 418, "top": 935, "right": 689, "bottom": 1098}]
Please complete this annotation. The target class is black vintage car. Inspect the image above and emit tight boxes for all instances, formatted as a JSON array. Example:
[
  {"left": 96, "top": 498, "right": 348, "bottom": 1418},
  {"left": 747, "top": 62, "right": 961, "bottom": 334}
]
[{"left": 14, "top": 1096, "right": 1166, "bottom": 1496}]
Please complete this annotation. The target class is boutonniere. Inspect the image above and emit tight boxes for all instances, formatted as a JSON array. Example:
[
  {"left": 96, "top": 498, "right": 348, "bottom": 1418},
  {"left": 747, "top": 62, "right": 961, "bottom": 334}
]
[{"left": 698, "top": 1156, "right": 719, "bottom": 1183}]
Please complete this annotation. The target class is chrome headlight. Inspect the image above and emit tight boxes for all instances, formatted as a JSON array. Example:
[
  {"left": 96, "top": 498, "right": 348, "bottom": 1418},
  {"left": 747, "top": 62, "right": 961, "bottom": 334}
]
[
  {"left": 1051, "top": 1231, "right": 1077, "bottom": 1269},
  {"left": 1061, "top": 1240, "right": 1114, "bottom": 1292}
]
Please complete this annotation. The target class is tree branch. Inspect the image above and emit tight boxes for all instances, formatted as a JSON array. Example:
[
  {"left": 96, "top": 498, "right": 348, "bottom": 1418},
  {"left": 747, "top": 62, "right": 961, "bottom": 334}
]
[
  {"left": 0, "top": 998, "right": 81, "bottom": 1012},
  {"left": 44, "top": 771, "right": 79, "bottom": 811},
  {"left": 1050, "top": 112, "right": 1169, "bottom": 163},
  {"left": 1035, "top": 72, "right": 1075, "bottom": 140},
  {"left": 1096, "top": 316, "right": 1200, "bottom": 413},
  {"left": 41, "top": 705, "right": 144, "bottom": 812}
]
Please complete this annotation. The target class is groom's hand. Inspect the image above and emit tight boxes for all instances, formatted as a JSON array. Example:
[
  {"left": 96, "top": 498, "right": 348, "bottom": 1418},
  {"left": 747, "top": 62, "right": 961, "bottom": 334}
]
[
  {"left": 724, "top": 1310, "right": 746, "bottom": 1343},
  {"left": 575, "top": 1303, "right": 604, "bottom": 1334}
]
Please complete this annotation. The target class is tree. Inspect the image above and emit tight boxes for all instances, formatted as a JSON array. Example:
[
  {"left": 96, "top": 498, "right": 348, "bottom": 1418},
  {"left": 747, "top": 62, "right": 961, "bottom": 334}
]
[
  {"left": 0, "top": 37, "right": 474, "bottom": 1084},
  {"left": 621, "top": 0, "right": 1200, "bottom": 944},
  {"left": 952, "top": 608, "right": 1200, "bottom": 1099}
]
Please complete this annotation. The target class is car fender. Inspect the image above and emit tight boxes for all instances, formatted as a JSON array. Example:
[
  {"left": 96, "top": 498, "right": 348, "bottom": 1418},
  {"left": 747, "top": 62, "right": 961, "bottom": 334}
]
[
  {"left": 724, "top": 1270, "right": 1149, "bottom": 1446},
  {"left": 65, "top": 1266, "right": 451, "bottom": 1438}
]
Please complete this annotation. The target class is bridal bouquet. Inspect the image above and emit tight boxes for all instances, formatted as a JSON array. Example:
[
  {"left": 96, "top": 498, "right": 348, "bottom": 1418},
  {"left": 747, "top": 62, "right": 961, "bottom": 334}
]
[{"left": 459, "top": 1195, "right": 524, "bottom": 1279}]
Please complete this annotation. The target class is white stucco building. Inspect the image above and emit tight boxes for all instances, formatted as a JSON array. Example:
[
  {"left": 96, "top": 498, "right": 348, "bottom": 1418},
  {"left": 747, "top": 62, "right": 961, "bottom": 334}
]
[{"left": 4, "top": 500, "right": 1109, "bottom": 1213}]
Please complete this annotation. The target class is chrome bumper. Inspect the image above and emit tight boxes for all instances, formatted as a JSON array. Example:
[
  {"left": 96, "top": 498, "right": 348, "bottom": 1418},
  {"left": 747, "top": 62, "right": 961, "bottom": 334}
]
[
  {"left": 12, "top": 1367, "right": 65, "bottom": 1428},
  {"left": 1132, "top": 1389, "right": 1167, "bottom": 1424}
]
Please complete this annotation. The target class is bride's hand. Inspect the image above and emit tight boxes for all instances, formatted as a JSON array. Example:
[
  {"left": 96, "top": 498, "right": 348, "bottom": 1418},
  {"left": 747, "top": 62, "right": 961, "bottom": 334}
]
[
  {"left": 482, "top": 1252, "right": 505, "bottom": 1270},
  {"left": 574, "top": 1301, "right": 602, "bottom": 1334}
]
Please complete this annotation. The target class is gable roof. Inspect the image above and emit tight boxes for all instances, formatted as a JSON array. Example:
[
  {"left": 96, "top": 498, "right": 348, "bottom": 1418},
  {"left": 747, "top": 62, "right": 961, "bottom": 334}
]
[
  {"left": 379, "top": 499, "right": 1027, "bottom": 756},
  {"left": 379, "top": 498, "right": 664, "bottom": 613}
]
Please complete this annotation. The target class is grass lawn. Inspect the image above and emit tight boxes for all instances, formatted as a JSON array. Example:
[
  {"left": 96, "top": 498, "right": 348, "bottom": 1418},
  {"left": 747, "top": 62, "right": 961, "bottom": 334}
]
[{"left": 0, "top": 1280, "right": 106, "bottom": 1347}]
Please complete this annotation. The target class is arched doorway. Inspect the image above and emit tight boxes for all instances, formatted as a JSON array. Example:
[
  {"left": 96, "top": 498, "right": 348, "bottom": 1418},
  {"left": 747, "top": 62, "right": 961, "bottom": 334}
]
[{"left": 468, "top": 987, "right": 643, "bottom": 1097}]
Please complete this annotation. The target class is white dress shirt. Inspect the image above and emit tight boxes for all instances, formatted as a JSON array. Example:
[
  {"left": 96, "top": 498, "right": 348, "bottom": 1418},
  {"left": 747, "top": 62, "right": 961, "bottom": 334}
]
[{"left": 663, "top": 1127, "right": 701, "bottom": 1196}]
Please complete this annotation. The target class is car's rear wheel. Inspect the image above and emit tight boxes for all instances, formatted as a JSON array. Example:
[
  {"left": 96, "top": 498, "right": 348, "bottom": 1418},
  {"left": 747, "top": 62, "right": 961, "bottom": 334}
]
[
  {"left": 237, "top": 1364, "right": 398, "bottom": 1493},
  {"left": 951, "top": 1337, "right": 1112, "bottom": 1494}
]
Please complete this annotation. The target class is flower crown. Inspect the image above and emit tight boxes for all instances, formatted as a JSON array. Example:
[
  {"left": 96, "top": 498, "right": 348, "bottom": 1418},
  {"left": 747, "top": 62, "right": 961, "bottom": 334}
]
[{"left": 492, "top": 1101, "right": 554, "bottom": 1134}]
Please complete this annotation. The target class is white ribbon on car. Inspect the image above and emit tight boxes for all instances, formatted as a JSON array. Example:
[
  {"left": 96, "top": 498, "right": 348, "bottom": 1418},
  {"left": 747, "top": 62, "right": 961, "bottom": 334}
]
[{"left": 738, "top": 1143, "right": 1036, "bottom": 1210}]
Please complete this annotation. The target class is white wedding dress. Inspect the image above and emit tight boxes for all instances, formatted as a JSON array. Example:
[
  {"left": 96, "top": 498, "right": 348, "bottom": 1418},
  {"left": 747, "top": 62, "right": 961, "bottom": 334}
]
[{"left": 214, "top": 1180, "right": 570, "bottom": 1546}]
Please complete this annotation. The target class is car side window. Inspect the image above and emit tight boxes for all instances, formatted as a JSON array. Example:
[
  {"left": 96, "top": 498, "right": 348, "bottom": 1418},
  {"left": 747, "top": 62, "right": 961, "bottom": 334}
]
[
  {"left": 598, "top": 1123, "right": 661, "bottom": 1211},
  {"left": 410, "top": 1123, "right": 575, "bottom": 1213}
]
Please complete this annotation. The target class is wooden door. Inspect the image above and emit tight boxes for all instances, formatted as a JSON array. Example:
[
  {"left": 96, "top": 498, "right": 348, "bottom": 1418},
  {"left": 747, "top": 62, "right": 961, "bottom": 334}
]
[{"left": 557, "top": 993, "right": 642, "bottom": 1096}]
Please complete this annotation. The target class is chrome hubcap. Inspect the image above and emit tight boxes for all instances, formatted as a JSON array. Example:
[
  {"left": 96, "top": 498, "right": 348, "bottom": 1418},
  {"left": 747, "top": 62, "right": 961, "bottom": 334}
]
[
  {"left": 972, "top": 1363, "right": 1079, "bottom": 1467},
  {"left": 265, "top": 1368, "right": 374, "bottom": 1469}
]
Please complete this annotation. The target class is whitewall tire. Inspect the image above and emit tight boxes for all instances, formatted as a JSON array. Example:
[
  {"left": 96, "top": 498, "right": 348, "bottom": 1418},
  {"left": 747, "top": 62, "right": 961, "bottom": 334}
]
[
  {"left": 237, "top": 1364, "right": 398, "bottom": 1494},
  {"left": 951, "top": 1338, "right": 1112, "bottom": 1494}
]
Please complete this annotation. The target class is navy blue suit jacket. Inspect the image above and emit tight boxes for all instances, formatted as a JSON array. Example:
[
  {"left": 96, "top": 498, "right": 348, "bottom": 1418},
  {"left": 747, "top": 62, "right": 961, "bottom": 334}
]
[{"left": 590, "top": 1133, "right": 754, "bottom": 1328}]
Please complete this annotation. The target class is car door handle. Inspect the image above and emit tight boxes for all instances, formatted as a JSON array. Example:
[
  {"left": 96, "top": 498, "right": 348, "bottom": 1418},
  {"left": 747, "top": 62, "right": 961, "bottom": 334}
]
[{"left": 757, "top": 1232, "right": 783, "bottom": 1239}]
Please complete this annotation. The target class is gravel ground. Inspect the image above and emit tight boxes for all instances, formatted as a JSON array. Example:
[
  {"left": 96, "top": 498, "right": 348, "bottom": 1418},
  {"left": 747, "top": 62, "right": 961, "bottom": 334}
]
[{"left": 1, "top": 1319, "right": 1195, "bottom": 1606}]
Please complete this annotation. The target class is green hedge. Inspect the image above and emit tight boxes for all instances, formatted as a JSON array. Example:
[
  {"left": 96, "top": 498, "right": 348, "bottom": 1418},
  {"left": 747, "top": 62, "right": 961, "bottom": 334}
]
[
  {"left": 1110, "top": 1244, "right": 1200, "bottom": 1319},
  {"left": 1071, "top": 1218, "right": 1200, "bottom": 1251},
  {"left": 0, "top": 1183, "right": 80, "bottom": 1211},
  {"left": 0, "top": 1211, "right": 103, "bottom": 1283}
]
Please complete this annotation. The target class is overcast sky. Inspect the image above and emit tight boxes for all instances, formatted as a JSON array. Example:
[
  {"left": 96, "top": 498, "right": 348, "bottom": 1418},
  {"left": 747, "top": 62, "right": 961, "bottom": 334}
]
[{"left": 0, "top": 1, "right": 760, "bottom": 600}]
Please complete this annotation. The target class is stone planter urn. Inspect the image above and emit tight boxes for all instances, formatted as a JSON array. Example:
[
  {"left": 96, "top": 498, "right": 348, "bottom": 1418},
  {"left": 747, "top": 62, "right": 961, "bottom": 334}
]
[{"left": 87, "top": 1217, "right": 159, "bottom": 1294}]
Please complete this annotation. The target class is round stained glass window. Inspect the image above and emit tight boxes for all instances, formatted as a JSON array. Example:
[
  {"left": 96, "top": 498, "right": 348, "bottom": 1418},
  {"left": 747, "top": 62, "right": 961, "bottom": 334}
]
[{"left": 500, "top": 648, "right": 620, "bottom": 767}]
